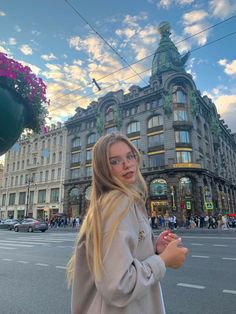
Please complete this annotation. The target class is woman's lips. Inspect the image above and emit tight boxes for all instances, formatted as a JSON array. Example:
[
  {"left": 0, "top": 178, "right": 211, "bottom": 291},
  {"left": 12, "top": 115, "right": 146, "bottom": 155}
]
[{"left": 123, "top": 171, "right": 134, "bottom": 179}]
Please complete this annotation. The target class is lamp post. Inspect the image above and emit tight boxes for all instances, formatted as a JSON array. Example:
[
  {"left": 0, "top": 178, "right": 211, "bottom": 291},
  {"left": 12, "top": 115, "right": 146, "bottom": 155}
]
[
  {"left": 171, "top": 186, "right": 176, "bottom": 211},
  {"left": 25, "top": 176, "right": 34, "bottom": 217}
]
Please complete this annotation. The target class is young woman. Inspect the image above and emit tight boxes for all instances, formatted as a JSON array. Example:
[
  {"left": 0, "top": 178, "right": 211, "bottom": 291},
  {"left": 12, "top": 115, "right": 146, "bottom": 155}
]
[{"left": 67, "top": 133, "right": 188, "bottom": 314}]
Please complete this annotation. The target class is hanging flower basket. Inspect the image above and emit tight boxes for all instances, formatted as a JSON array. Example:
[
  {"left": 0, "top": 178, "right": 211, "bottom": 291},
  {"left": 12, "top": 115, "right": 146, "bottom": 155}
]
[{"left": 0, "top": 52, "right": 49, "bottom": 156}]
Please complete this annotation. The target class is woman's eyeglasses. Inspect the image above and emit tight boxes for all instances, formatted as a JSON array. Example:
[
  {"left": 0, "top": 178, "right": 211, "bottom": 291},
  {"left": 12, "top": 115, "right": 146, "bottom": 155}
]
[{"left": 109, "top": 152, "right": 137, "bottom": 167}]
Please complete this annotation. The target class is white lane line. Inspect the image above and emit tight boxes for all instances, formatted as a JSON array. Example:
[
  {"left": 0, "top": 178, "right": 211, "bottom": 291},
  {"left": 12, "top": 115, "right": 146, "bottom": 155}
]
[
  {"left": 0, "top": 240, "right": 48, "bottom": 245},
  {"left": 2, "top": 258, "right": 13, "bottom": 261},
  {"left": 182, "top": 236, "right": 236, "bottom": 240},
  {"left": 222, "top": 257, "right": 236, "bottom": 261},
  {"left": 190, "top": 243, "right": 204, "bottom": 246},
  {"left": 192, "top": 255, "right": 209, "bottom": 259},
  {"left": 223, "top": 290, "right": 236, "bottom": 295},
  {"left": 56, "top": 266, "right": 66, "bottom": 269},
  {"left": 17, "top": 261, "right": 29, "bottom": 264},
  {"left": 0, "top": 243, "right": 33, "bottom": 248},
  {"left": 0, "top": 246, "right": 16, "bottom": 250},
  {"left": 177, "top": 283, "right": 205, "bottom": 289},
  {"left": 57, "top": 245, "right": 72, "bottom": 248},
  {"left": 35, "top": 263, "right": 49, "bottom": 267},
  {"left": 213, "top": 244, "right": 228, "bottom": 247}
]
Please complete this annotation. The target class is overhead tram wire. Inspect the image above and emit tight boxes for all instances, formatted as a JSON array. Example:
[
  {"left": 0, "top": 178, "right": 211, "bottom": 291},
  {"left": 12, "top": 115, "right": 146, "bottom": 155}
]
[
  {"left": 48, "top": 29, "right": 236, "bottom": 115},
  {"left": 64, "top": 0, "right": 149, "bottom": 86},
  {"left": 50, "top": 12, "right": 236, "bottom": 103}
]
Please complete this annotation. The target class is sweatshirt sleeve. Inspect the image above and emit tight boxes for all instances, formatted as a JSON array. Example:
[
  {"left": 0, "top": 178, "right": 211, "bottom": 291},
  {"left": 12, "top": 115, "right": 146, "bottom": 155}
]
[{"left": 95, "top": 207, "right": 166, "bottom": 307}]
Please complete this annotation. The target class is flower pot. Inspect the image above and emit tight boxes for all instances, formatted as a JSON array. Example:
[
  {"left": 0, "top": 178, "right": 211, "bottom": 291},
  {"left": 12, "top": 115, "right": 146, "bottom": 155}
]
[{"left": 0, "top": 85, "right": 29, "bottom": 156}]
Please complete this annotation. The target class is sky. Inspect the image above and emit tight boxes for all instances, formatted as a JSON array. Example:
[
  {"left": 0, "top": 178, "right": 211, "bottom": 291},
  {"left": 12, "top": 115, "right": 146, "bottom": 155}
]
[{"left": 0, "top": 0, "right": 236, "bottom": 162}]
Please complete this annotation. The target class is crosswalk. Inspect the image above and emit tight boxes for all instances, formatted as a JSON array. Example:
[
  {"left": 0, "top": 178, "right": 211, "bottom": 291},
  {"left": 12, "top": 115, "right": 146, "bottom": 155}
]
[{"left": 0, "top": 231, "right": 76, "bottom": 250}]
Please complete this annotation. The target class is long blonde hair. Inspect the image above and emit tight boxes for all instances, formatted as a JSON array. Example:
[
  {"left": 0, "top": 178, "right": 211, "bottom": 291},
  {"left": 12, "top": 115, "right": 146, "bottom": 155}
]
[{"left": 67, "top": 133, "right": 147, "bottom": 286}]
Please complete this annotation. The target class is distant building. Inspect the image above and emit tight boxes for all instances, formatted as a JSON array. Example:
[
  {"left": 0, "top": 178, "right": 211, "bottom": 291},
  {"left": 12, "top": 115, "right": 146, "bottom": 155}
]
[
  {"left": 64, "top": 22, "right": 236, "bottom": 221},
  {"left": 0, "top": 122, "right": 67, "bottom": 219}
]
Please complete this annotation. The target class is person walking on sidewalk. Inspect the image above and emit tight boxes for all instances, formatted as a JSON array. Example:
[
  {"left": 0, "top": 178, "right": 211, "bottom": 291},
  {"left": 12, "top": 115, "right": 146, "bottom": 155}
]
[{"left": 67, "top": 133, "right": 188, "bottom": 314}]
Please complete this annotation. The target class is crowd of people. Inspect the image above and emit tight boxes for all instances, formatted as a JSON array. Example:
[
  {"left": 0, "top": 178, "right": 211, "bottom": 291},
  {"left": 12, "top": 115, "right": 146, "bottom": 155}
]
[{"left": 148, "top": 213, "right": 235, "bottom": 230}]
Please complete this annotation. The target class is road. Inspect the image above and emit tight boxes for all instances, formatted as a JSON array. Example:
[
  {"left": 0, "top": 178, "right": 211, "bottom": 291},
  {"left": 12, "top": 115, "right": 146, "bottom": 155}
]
[{"left": 0, "top": 229, "right": 235, "bottom": 314}]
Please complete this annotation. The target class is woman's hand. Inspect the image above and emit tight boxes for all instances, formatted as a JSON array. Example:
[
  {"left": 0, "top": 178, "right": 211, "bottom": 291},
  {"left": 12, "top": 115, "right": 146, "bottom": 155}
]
[
  {"left": 159, "top": 238, "right": 188, "bottom": 269},
  {"left": 156, "top": 230, "right": 177, "bottom": 254}
]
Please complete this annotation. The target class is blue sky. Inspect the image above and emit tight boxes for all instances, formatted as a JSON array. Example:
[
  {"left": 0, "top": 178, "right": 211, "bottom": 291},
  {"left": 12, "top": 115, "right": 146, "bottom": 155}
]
[{"left": 0, "top": 0, "right": 236, "bottom": 145}]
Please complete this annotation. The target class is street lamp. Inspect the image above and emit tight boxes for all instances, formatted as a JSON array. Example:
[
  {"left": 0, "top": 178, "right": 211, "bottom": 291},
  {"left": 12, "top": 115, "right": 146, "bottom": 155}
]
[
  {"left": 25, "top": 176, "right": 34, "bottom": 217},
  {"left": 171, "top": 186, "right": 176, "bottom": 211}
]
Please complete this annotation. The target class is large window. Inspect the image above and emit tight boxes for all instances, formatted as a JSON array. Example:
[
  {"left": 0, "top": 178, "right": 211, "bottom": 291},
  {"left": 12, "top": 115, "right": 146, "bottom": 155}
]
[
  {"left": 71, "top": 168, "right": 80, "bottom": 179},
  {"left": 149, "top": 153, "right": 164, "bottom": 167},
  {"left": 174, "top": 110, "right": 188, "bottom": 121},
  {"left": 19, "top": 192, "right": 26, "bottom": 205},
  {"left": 69, "top": 188, "right": 79, "bottom": 204},
  {"left": 150, "top": 179, "right": 167, "bottom": 197},
  {"left": 50, "top": 188, "right": 59, "bottom": 202},
  {"left": 148, "top": 115, "right": 163, "bottom": 129},
  {"left": 87, "top": 133, "right": 96, "bottom": 145},
  {"left": 38, "top": 190, "right": 46, "bottom": 203},
  {"left": 148, "top": 133, "right": 164, "bottom": 148},
  {"left": 176, "top": 151, "right": 192, "bottom": 163},
  {"left": 175, "top": 131, "right": 190, "bottom": 143},
  {"left": 131, "top": 138, "right": 140, "bottom": 149},
  {"left": 179, "top": 177, "right": 192, "bottom": 196},
  {"left": 71, "top": 152, "right": 80, "bottom": 163},
  {"left": 105, "top": 106, "right": 115, "bottom": 122},
  {"left": 173, "top": 89, "right": 186, "bottom": 104},
  {"left": 2, "top": 194, "right": 6, "bottom": 206},
  {"left": 86, "top": 166, "right": 92, "bottom": 177},
  {"left": 127, "top": 121, "right": 140, "bottom": 134},
  {"left": 9, "top": 193, "right": 16, "bottom": 205},
  {"left": 72, "top": 137, "right": 81, "bottom": 149},
  {"left": 86, "top": 150, "right": 92, "bottom": 161}
]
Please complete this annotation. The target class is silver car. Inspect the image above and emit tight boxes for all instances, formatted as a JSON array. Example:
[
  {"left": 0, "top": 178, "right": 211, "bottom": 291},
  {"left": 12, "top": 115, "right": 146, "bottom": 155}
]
[{"left": 14, "top": 218, "right": 48, "bottom": 232}]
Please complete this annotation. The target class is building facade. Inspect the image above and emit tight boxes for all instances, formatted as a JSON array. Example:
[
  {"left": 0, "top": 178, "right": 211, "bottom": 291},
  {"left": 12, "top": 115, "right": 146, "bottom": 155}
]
[
  {"left": 0, "top": 122, "right": 67, "bottom": 220},
  {"left": 63, "top": 22, "right": 236, "bottom": 221}
]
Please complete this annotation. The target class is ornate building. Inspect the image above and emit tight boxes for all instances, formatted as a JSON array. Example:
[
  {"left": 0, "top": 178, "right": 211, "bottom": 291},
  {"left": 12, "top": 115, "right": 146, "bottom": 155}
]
[
  {"left": 63, "top": 22, "right": 236, "bottom": 220},
  {"left": 0, "top": 122, "right": 67, "bottom": 219}
]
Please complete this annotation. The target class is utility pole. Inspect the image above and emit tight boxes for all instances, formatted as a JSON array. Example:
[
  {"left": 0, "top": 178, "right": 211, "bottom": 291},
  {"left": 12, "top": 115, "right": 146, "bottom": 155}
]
[{"left": 25, "top": 176, "right": 34, "bottom": 217}]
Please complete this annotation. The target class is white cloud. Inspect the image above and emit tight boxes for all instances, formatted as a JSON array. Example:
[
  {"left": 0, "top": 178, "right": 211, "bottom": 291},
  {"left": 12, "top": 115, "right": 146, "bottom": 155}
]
[
  {"left": 19, "top": 44, "right": 33, "bottom": 55},
  {"left": 41, "top": 53, "right": 57, "bottom": 61},
  {"left": 218, "top": 59, "right": 236, "bottom": 76},
  {"left": 183, "top": 10, "right": 208, "bottom": 25},
  {"left": 19, "top": 60, "right": 41, "bottom": 76},
  {"left": 15, "top": 25, "right": 21, "bottom": 32},
  {"left": 183, "top": 22, "right": 210, "bottom": 46},
  {"left": 0, "top": 10, "right": 6, "bottom": 16},
  {"left": 150, "top": 0, "right": 194, "bottom": 9},
  {"left": 0, "top": 45, "right": 9, "bottom": 54},
  {"left": 8, "top": 37, "right": 16, "bottom": 45},
  {"left": 209, "top": 0, "right": 236, "bottom": 19}
]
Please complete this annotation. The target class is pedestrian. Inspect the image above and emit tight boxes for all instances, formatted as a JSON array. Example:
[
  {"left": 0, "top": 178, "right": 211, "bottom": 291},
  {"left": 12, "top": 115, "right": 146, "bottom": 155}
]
[{"left": 67, "top": 133, "right": 188, "bottom": 314}]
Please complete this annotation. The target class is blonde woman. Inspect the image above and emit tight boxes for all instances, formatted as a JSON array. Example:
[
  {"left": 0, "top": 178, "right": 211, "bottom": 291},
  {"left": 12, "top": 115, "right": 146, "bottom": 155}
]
[{"left": 67, "top": 133, "right": 188, "bottom": 314}]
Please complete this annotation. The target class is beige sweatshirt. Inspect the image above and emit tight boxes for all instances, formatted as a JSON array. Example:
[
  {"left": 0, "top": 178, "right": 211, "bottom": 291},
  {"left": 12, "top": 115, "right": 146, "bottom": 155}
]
[{"left": 71, "top": 196, "right": 166, "bottom": 314}]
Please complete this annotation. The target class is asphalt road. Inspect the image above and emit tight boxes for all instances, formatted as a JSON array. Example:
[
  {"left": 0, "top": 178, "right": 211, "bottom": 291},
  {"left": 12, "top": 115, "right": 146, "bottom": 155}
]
[{"left": 0, "top": 228, "right": 235, "bottom": 314}]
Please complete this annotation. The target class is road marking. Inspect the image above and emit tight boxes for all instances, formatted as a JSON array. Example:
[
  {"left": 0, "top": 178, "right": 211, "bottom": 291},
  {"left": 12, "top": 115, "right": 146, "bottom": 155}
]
[
  {"left": 2, "top": 258, "right": 13, "bottom": 261},
  {"left": 213, "top": 244, "right": 228, "bottom": 247},
  {"left": 190, "top": 243, "right": 204, "bottom": 246},
  {"left": 182, "top": 236, "right": 236, "bottom": 240},
  {"left": 222, "top": 257, "right": 236, "bottom": 261},
  {"left": 57, "top": 245, "right": 73, "bottom": 248},
  {"left": 177, "top": 283, "right": 205, "bottom": 289},
  {"left": 0, "top": 242, "right": 33, "bottom": 247},
  {"left": 0, "top": 240, "right": 48, "bottom": 245},
  {"left": 35, "top": 263, "right": 49, "bottom": 267},
  {"left": 223, "top": 290, "right": 236, "bottom": 295},
  {"left": 56, "top": 266, "right": 66, "bottom": 269},
  {"left": 191, "top": 255, "right": 209, "bottom": 258},
  {"left": 17, "top": 260, "right": 29, "bottom": 264},
  {"left": 0, "top": 246, "right": 16, "bottom": 250}
]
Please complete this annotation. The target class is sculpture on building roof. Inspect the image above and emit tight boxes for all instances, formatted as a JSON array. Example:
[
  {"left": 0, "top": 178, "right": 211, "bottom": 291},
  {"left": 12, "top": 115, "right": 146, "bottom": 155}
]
[{"left": 152, "top": 21, "right": 190, "bottom": 77}]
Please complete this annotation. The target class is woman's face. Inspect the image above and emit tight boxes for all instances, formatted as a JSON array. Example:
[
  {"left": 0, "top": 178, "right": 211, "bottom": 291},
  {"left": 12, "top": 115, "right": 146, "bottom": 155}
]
[{"left": 109, "top": 141, "right": 138, "bottom": 185}]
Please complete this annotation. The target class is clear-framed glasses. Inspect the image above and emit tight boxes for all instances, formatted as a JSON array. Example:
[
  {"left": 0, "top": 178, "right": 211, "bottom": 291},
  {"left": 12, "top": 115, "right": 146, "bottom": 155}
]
[{"left": 109, "top": 152, "right": 137, "bottom": 167}]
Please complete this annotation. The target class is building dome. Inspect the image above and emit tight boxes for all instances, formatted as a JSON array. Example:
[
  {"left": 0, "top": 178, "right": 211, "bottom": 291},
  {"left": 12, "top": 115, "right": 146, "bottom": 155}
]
[{"left": 151, "top": 21, "right": 190, "bottom": 77}]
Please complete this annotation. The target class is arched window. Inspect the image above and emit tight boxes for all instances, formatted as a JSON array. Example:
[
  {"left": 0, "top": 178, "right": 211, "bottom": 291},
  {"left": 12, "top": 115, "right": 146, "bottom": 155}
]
[
  {"left": 150, "top": 179, "right": 167, "bottom": 197},
  {"left": 87, "top": 133, "right": 96, "bottom": 145},
  {"left": 69, "top": 188, "right": 80, "bottom": 204},
  {"left": 85, "top": 185, "right": 92, "bottom": 201},
  {"left": 173, "top": 88, "right": 187, "bottom": 104},
  {"left": 148, "top": 115, "right": 163, "bottom": 129},
  {"left": 127, "top": 121, "right": 140, "bottom": 134},
  {"left": 179, "top": 177, "right": 192, "bottom": 197},
  {"left": 72, "top": 137, "right": 81, "bottom": 149},
  {"left": 105, "top": 106, "right": 115, "bottom": 122}
]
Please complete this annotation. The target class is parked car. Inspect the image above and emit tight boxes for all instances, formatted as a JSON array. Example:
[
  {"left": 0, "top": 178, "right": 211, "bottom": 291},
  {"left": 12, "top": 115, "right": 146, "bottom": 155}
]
[
  {"left": 14, "top": 218, "right": 48, "bottom": 232},
  {"left": 0, "top": 219, "right": 19, "bottom": 229}
]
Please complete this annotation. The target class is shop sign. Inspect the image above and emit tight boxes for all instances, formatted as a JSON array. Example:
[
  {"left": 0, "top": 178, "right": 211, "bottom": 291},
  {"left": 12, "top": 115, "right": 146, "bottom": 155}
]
[
  {"left": 186, "top": 201, "right": 191, "bottom": 210},
  {"left": 205, "top": 202, "right": 213, "bottom": 210}
]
